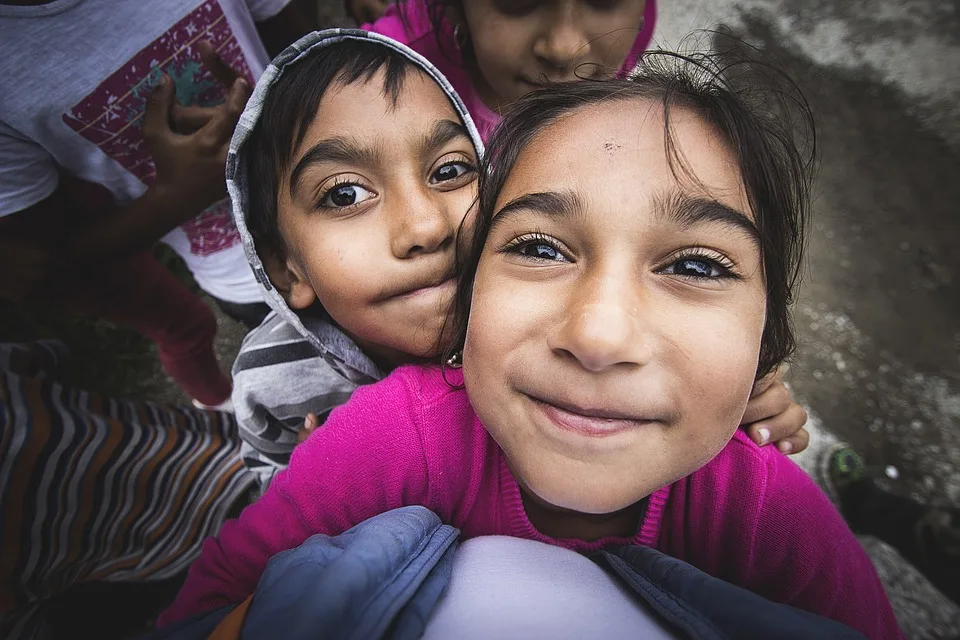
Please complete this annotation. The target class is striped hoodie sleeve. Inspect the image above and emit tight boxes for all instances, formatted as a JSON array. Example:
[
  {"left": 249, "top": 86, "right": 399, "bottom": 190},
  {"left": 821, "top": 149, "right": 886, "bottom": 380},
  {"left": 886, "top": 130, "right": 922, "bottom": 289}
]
[{"left": 231, "top": 316, "right": 362, "bottom": 490}]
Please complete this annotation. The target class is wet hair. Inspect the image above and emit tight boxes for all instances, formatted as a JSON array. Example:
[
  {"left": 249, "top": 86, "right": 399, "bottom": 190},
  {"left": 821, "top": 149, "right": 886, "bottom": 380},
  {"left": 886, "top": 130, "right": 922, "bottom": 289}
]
[
  {"left": 244, "top": 40, "right": 415, "bottom": 257},
  {"left": 445, "top": 51, "right": 815, "bottom": 379}
]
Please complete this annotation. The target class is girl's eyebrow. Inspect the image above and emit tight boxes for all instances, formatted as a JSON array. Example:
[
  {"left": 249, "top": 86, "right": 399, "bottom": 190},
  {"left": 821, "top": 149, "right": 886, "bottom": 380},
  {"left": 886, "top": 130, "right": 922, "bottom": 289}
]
[
  {"left": 288, "top": 137, "right": 382, "bottom": 197},
  {"left": 489, "top": 190, "right": 586, "bottom": 232},
  {"left": 489, "top": 189, "right": 760, "bottom": 246},
  {"left": 658, "top": 191, "right": 760, "bottom": 247}
]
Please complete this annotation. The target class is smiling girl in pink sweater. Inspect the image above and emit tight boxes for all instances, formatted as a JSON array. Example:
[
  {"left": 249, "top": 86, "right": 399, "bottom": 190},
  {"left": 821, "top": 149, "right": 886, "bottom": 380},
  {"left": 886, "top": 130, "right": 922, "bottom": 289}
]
[{"left": 161, "top": 54, "right": 902, "bottom": 639}]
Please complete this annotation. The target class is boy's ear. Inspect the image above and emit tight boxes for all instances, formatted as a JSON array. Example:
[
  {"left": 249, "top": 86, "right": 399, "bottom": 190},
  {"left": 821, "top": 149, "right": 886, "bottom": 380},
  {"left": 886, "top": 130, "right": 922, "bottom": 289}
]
[{"left": 261, "top": 250, "right": 317, "bottom": 310}]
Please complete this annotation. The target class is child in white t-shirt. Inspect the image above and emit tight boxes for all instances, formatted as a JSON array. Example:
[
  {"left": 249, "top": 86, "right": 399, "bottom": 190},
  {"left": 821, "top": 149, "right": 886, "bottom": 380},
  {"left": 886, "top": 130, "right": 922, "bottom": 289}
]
[{"left": 0, "top": 0, "right": 318, "bottom": 404}]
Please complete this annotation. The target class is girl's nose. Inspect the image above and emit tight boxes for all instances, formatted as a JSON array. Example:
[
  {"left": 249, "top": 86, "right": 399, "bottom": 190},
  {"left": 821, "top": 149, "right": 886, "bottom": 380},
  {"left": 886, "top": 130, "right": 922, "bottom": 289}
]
[
  {"left": 546, "top": 281, "right": 652, "bottom": 372},
  {"left": 390, "top": 194, "right": 456, "bottom": 259},
  {"left": 532, "top": 10, "right": 589, "bottom": 74}
]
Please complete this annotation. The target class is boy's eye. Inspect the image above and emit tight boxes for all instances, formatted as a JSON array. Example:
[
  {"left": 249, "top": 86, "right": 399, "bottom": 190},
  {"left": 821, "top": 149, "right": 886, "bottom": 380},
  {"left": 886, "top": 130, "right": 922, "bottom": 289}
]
[
  {"left": 430, "top": 161, "right": 475, "bottom": 184},
  {"left": 320, "top": 183, "right": 375, "bottom": 209},
  {"left": 661, "top": 256, "right": 731, "bottom": 279}
]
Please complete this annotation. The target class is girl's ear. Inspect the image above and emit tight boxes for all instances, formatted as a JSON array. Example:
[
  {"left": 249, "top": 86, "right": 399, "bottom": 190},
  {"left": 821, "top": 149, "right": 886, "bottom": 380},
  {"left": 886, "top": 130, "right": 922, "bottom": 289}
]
[
  {"left": 444, "top": 2, "right": 468, "bottom": 39},
  {"left": 261, "top": 250, "right": 317, "bottom": 310}
]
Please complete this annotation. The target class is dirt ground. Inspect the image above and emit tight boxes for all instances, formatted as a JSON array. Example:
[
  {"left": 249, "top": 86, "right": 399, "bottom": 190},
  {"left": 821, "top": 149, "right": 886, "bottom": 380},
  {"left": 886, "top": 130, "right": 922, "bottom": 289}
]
[{"left": 2, "top": 0, "right": 957, "bottom": 637}]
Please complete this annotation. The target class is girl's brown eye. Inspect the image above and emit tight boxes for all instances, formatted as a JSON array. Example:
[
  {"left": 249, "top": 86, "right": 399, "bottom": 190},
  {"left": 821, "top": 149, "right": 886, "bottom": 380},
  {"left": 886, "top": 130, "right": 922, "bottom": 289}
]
[{"left": 494, "top": 0, "right": 539, "bottom": 17}]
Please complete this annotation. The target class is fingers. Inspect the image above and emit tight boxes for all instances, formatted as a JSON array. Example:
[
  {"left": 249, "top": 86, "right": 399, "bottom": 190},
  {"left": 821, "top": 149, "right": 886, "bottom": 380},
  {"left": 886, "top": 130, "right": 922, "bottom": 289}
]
[
  {"left": 200, "top": 77, "right": 250, "bottom": 142},
  {"left": 774, "top": 427, "right": 810, "bottom": 455},
  {"left": 142, "top": 75, "right": 174, "bottom": 143},
  {"left": 750, "top": 366, "right": 780, "bottom": 398},
  {"left": 747, "top": 403, "right": 809, "bottom": 449},
  {"left": 297, "top": 413, "right": 319, "bottom": 444},
  {"left": 170, "top": 104, "right": 220, "bottom": 133},
  {"left": 198, "top": 40, "right": 239, "bottom": 88},
  {"left": 741, "top": 377, "right": 791, "bottom": 425}
]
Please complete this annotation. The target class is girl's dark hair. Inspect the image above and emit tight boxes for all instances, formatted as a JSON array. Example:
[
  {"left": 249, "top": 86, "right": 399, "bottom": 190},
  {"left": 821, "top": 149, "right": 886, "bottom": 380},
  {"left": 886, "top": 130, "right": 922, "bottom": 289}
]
[
  {"left": 245, "top": 41, "right": 414, "bottom": 258},
  {"left": 444, "top": 50, "right": 816, "bottom": 379}
]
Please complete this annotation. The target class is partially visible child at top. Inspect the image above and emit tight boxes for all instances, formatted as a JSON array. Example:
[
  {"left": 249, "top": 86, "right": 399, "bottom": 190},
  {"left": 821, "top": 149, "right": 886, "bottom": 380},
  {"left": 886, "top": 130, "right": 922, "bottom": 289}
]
[
  {"left": 231, "top": 29, "right": 808, "bottom": 491},
  {"left": 365, "top": 0, "right": 657, "bottom": 140},
  {"left": 162, "top": 52, "right": 902, "bottom": 639}
]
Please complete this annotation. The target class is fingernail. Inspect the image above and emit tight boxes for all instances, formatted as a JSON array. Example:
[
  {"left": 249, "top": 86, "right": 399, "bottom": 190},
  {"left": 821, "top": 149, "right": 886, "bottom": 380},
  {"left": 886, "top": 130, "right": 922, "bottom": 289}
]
[
  {"left": 778, "top": 441, "right": 793, "bottom": 454},
  {"left": 757, "top": 427, "right": 770, "bottom": 445}
]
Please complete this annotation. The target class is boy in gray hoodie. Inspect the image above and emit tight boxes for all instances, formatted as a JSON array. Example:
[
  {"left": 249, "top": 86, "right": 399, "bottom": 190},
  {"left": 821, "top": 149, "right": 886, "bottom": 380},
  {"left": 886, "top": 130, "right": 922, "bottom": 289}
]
[{"left": 227, "top": 30, "right": 809, "bottom": 490}]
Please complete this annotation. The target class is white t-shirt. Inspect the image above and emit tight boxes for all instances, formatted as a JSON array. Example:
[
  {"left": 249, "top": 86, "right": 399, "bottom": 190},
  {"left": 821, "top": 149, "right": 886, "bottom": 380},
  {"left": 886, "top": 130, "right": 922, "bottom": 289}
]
[
  {"left": 0, "top": 0, "right": 288, "bottom": 303},
  {"left": 423, "top": 536, "right": 678, "bottom": 640}
]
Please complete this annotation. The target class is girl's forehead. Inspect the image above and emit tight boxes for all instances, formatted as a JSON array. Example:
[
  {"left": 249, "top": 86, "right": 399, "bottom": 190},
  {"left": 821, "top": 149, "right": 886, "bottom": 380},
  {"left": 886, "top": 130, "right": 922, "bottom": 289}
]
[
  {"left": 504, "top": 98, "right": 742, "bottom": 192},
  {"left": 498, "top": 99, "right": 751, "bottom": 219}
]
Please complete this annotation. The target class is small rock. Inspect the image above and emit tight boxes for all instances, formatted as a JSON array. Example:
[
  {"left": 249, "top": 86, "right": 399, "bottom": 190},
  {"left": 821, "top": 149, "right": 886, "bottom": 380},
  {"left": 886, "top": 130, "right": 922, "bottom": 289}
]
[{"left": 885, "top": 465, "right": 900, "bottom": 480}]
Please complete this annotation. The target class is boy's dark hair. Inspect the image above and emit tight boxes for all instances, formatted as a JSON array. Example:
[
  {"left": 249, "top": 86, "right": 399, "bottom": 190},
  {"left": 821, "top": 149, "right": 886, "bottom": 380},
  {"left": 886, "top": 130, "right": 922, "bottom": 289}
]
[
  {"left": 245, "top": 40, "right": 415, "bottom": 257},
  {"left": 445, "top": 50, "right": 815, "bottom": 380}
]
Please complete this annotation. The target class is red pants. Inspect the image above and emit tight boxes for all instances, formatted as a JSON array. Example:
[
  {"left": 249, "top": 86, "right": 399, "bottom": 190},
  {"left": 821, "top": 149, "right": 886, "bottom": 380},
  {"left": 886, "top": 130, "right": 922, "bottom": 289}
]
[{"left": 61, "top": 251, "right": 232, "bottom": 405}]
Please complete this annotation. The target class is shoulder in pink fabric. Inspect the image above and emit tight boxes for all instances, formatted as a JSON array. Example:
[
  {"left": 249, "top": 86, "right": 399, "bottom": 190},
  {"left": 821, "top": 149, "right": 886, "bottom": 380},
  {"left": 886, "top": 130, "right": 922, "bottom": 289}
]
[{"left": 659, "top": 431, "right": 904, "bottom": 639}]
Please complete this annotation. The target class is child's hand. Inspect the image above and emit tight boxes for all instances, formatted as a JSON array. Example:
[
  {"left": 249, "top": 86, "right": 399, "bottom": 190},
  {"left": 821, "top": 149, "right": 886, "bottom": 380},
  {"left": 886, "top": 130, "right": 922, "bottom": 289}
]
[
  {"left": 142, "top": 72, "right": 250, "bottom": 215},
  {"left": 741, "top": 368, "right": 809, "bottom": 454},
  {"left": 169, "top": 40, "right": 246, "bottom": 134},
  {"left": 298, "top": 413, "right": 319, "bottom": 444}
]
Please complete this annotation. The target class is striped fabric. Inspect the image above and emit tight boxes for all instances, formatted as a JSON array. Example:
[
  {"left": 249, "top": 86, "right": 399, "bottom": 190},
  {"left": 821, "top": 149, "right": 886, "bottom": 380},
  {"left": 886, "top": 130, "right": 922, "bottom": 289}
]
[{"left": 0, "top": 342, "right": 254, "bottom": 640}]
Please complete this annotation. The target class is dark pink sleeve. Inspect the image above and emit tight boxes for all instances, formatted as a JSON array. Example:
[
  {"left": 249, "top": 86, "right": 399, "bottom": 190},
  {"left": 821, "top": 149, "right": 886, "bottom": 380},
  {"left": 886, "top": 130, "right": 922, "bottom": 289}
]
[
  {"left": 748, "top": 452, "right": 904, "bottom": 639},
  {"left": 364, "top": 3, "right": 422, "bottom": 43},
  {"left": 157, "top": 370, "right": 430, "bottom": 626}
]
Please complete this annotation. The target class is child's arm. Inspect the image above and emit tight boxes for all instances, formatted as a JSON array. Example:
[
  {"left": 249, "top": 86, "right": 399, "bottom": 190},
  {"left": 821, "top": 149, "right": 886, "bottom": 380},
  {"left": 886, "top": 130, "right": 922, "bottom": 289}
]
[
  {"left": 744, "top": 448, "right": 903, "bottom": 639},
  {"left": 158, "top": 369, "right": 430, "bottom": 627}
]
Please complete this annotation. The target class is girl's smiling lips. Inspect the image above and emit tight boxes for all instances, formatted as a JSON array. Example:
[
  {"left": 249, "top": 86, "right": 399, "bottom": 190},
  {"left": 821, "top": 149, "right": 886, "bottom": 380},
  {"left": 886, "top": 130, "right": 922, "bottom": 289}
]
[{"left": 525, "top": 393, "right": 657, "bottom": 437}]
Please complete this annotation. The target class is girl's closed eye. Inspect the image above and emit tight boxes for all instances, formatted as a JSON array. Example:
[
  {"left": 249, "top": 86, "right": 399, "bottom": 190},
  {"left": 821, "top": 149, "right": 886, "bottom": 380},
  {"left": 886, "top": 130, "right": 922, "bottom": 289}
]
[
  {"left": 659, "top": 249, "right": 740, "bottom": 281},
  {"left": 500, "top": 232, "right": 572, "bottom": 263},
  {"left": 317, "top": 176, "right": 377, "bottom": 211}
]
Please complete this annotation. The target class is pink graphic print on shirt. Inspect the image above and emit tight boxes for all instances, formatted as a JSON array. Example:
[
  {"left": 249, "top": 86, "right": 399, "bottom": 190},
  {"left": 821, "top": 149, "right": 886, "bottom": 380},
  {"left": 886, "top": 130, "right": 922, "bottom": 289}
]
[{"left": 62, "top": 0, "right": 250, "bottom": 256}]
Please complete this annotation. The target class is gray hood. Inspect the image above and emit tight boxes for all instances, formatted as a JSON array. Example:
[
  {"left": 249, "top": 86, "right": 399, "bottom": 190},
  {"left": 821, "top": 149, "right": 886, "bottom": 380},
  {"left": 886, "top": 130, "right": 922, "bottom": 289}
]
[{"left": 226, "top": 29, "right": 484, "bottom": 360}]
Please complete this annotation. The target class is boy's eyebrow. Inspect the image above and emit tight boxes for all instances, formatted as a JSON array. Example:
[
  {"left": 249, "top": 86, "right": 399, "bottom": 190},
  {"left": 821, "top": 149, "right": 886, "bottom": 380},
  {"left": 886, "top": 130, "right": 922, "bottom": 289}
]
[
  {"left": 288, "top": 137, "right": 382, "bottom": 197},
  {"left": 659, "top": 191, "right": 760, "bottom": 246},
  {"left": 489, "top": 190, "right": 585, "bottom": 232},
  {"left": 421, "top": 119, "right": 471, "bottom": 154}
]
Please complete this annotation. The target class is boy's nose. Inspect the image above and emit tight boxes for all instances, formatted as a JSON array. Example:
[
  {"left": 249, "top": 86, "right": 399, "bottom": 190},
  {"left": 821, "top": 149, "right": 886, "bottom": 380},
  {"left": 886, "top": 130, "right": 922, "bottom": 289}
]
[{"left": 390, "top": 199, "right": 455, "bottom": 259}]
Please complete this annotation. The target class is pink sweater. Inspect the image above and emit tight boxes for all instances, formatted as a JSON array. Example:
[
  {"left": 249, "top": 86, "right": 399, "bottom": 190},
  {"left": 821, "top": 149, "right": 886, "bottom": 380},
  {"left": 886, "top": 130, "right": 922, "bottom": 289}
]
[
  {"left": 366, "top": 0, "right": 658, "bottom": 142},
  {"left": 161, "top": 366, "right": 902, "bottom": 638}
]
